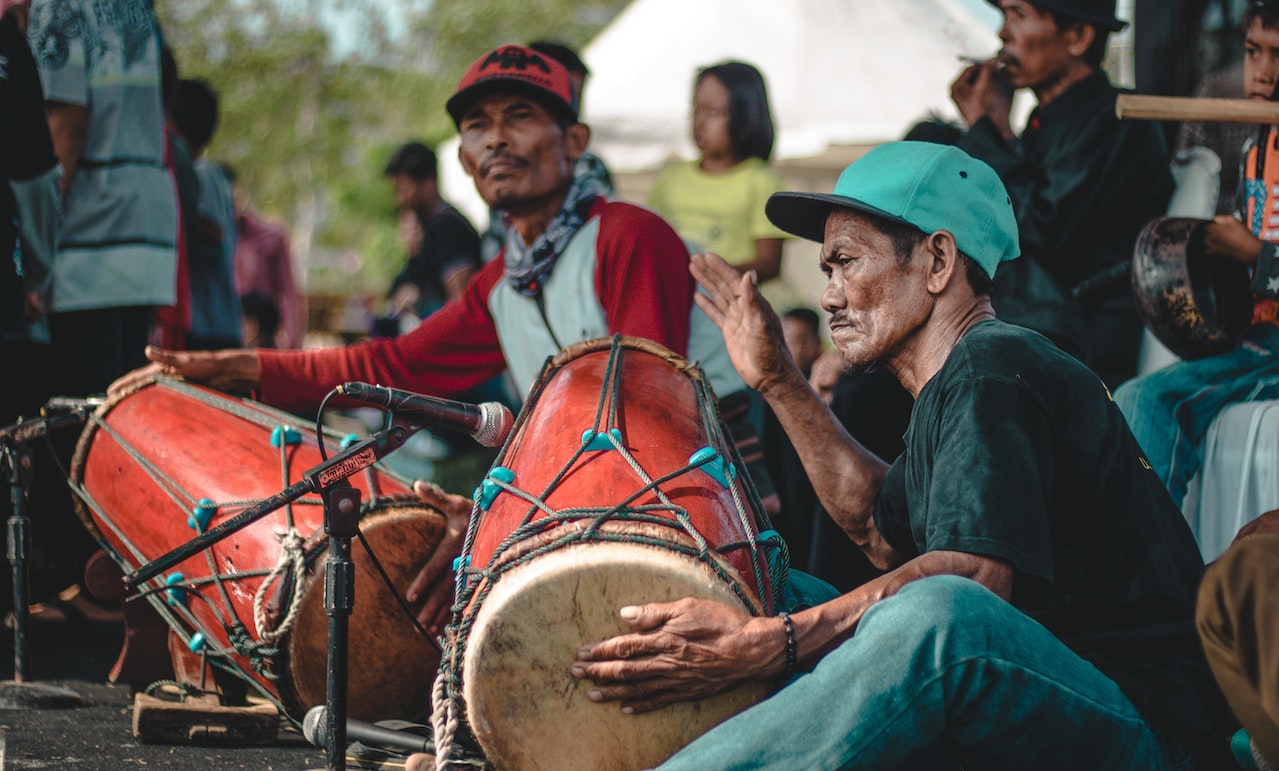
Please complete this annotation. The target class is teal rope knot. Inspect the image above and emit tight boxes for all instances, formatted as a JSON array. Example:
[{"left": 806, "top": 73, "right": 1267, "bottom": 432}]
[
  {"left": 164, "top": 573, "right": 187, "bottom": 608},
  {"left": 270, "top": 425, "right": 302, "bottom": 447},
  {"left": 478, "top": 466, "right": 515, "bottom": 510},
  {"left": 189, "top": 499, "right": 217, "bottom": 531},
  {"left": 581, "top": 428, "right": 623, "bottom": 452},
  {"left": 688, "top": 447, "right": 736, "bottom": 488}
]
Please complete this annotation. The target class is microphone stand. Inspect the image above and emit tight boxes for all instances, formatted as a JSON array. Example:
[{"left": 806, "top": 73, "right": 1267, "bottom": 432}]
[
  {"left": 0, "top": 406, "right": 93, "bottom": 708},
  {"left": 124, "top": 421, "right": 420, "bottom": 771}
]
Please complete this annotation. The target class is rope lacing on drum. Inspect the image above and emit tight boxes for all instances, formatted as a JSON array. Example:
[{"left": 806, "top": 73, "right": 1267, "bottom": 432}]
[
  {"left": 252, "top": 527, "right": 307, "bottom": 643},
  {"left": 430, "top": 335, "right": 788, "bottom": 769},
  {"left": 66, "top": 377, "right": 425, "bottom": 723}
]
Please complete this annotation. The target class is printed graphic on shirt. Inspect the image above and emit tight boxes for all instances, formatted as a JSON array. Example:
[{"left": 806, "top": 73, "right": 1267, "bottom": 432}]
[{"left": 31, "top": 0, "right": 153, "bottom": 73}]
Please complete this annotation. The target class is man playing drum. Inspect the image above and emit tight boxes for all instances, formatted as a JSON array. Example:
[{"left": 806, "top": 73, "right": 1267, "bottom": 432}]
[
  {"left": 112, "top": 45, "right": 774, "bottom": 639},
  {"left": 572, "top": 142, "right": 1234, "bottom": 769}
]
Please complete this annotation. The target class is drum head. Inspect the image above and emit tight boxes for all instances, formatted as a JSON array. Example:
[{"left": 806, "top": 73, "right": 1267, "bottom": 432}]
[
  {"left": 462, "top": 542, "right": 772, "bottom": 771},
  {"left": 283, "top": 506, "right": 445, "bottom": 722}
]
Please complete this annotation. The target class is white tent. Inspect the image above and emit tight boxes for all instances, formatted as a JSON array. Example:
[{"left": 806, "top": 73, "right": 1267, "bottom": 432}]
[{"left": 581, "top": 0, "right": 1000, "bottom": 172}]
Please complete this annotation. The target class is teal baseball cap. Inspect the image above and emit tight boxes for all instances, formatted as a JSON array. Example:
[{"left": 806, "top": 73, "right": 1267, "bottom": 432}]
[{"left": 765, "top": 141, "right": 1020, "bottom": 278}]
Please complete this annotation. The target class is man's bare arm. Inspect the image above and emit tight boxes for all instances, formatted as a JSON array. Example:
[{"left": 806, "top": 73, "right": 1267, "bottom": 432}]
[
  {"left": 45, "top": 101, "right": 88, "bottom": 195},
  {"left": 689, "top": 252, "right": 904, "bottom": 569},
  {"left": 574, "top": 550, "right": 1014, "bottom": 713}
]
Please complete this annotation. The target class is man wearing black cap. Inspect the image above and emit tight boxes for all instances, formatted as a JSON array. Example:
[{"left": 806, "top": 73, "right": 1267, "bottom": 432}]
[
  {"left": 574, "top": 142, "right": 1230, "bottom": 768},
  {"left": 113, "top": 44, "right": 763, "bottom": 633},
  {"left": 950, "top": 0, "right": 1173, "bottom": 388}
]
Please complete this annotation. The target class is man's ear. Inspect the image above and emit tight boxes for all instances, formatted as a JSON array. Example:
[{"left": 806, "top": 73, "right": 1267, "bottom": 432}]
[
  {"left": 924, "top": 230, "right": 961, "bottom": 294},
  {"left": 565, "top": 123, "right": 591, "bottom": 161},
  {"left": 1065, "top": 20, "right": 1096, "bottom": 59}
]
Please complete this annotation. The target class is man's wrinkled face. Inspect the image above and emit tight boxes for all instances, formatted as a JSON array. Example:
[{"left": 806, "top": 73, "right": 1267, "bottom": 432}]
[
  {"left": 1244, "top": 16, "right": 1279, "bottom": 101},
  {"left": 995, "top": 0, "right": 1076, "bottom": 91},
  {"left": 819, "top": 210, "right": 931, "bottom": 373},
  {"left": 456, "top": 92, "right": 577, "bottom": 212}
]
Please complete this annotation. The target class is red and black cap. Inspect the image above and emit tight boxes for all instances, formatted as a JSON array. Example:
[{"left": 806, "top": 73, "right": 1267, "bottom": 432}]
[{"left": 446, "top": 45, "right": 580, "bottom": 126}]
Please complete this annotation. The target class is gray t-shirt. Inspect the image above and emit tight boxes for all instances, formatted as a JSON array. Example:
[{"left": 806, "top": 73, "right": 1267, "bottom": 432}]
[{"left": 28, "top": 0, "right": 176, "bottom": 311}]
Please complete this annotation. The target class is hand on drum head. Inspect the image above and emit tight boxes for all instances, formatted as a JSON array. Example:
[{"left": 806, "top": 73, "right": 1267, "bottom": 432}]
[
  {"left": 689, "top": 253, "right": 804, "bottom": 398},
  {"left": 109, "top": 346, "right": 262, "bottom": 397},
  {"left": 406, "top": 480, "right": 470, "bottom": 635},
  {"left": 571, "top": 597, "right": 783, "bottom": 714}
]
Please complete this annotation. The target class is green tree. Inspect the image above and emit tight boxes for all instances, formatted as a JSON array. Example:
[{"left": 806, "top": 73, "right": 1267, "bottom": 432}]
[{"left": 156, "top": 0, "right": 627, "bottom": 298}]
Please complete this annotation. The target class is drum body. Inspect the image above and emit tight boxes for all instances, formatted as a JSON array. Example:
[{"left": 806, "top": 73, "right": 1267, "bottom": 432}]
[
  {"left": 71, "top": 378, "right": 444, "bottom": 722},
  {"left": 451, "top": 337, "right": 776, "bottom": 771},
  {"left": 1132, "top": 216, "right": 1252, "bottom": 360}
]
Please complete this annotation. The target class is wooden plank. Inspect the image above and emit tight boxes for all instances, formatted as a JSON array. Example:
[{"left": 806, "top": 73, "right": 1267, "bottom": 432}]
[
  {"left": 1117, "top": 94, "right": 1279, "bottom": 124},
  {"left": 132, "top": 692, "right": 279, "bottom": 746}
]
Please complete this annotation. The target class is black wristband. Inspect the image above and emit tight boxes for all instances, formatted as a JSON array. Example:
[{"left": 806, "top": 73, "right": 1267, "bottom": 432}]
[{"left": 777, "top": 611, "right": 796, "bottom": 676}]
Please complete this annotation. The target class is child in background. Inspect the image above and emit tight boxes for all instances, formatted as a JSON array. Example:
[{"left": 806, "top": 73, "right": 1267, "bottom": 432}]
[{"left": 648, "top": 61, "right": 787, "bottom": 280}]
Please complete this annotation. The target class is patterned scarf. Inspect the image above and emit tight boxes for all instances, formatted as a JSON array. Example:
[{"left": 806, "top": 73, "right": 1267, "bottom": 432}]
[{"left": 502, "top": 172, "right": 608, "bottom": 297}]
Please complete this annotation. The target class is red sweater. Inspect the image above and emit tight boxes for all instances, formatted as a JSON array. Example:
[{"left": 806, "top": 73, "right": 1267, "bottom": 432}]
[{"left": 258, "top": 199, "right": 693, "bottom": 411}]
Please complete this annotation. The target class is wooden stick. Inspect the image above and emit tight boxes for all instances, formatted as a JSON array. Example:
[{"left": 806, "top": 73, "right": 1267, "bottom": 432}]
[{"left": 1117, "top": 94, "right": 1279, "bottom": 124}]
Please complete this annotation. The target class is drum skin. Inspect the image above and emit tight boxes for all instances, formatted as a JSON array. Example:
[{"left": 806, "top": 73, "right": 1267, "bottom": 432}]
[
  {"left": 72, "top": 378, "right": 444, "bottom": 722},
  {"left": 457, "top": 337, "right": 774, "bottom": 771},
  {"left": 1132, "top": 216, "right": 1252, "bottom": 360}
]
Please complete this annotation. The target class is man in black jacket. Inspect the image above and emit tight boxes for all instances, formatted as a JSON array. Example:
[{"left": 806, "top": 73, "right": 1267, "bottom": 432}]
[{"left": 950, "top": 0, "right": 1172, "bottom": 387}]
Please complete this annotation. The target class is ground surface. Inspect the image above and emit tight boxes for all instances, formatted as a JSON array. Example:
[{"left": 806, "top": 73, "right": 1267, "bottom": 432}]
[{"left": 0, "top": 618, "right": 325, "bottom": 770}]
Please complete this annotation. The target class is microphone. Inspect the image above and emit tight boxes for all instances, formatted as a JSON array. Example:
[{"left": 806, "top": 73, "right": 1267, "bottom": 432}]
[
  {"left": 337, "top": 382, "right": 513, "bottom": 448},
  {"left": 0, "top": 396, "right": 104, "bottom": 447},
  {"left": 43, "top": 395, "right": 107, "bottom": 414},
  {"left": 302, "top": 705, "right": 434, "bottom": 756}
]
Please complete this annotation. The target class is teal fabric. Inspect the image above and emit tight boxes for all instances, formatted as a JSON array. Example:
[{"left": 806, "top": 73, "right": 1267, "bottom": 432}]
[{"left": 657, "top": 576, "right": 1192, "bottom": 771}]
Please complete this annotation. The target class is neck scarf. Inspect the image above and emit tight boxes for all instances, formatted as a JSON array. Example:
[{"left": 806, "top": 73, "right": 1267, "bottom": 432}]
[{"left": 503, "top": 172, "right": 608, "bottom": 297}]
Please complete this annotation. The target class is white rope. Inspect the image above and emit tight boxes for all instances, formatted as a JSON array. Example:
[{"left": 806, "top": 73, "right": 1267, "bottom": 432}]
[
  {"left": 251, "top": 527, "right": 307, "bottom": 643},
  {"left": 431, "top": 666, "right": 460, "bottom": 771}
]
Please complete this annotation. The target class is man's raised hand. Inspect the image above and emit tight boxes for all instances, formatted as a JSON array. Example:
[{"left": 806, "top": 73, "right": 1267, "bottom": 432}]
[{"left": 689, "top": 252, "right": 800, "bottom": 396}]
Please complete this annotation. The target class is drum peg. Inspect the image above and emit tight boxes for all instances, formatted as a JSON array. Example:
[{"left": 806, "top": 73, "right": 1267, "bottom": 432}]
[
  {"left": 187, "top": 631, "right": 207, "bottom": 654},
  {"left": 688, "top": 447, "right": 737, "bottom": 489},
  {"left": 164, "top": 573, "right": 188, "bottom": 608},
  {"left": 270, "top": 425, "right": 303, "bottom": 447},
  {"left": 580, "top": 428, "right": 623, "bottom": 452},
  {"left": 478, "top": 467, "right": 515, "bottom": 511},
  {"left": 188, "top": 499, "right": 218, "bottom": 531},
  {"left": 340, "top": 433, "right": 360, "bottom": 450}
]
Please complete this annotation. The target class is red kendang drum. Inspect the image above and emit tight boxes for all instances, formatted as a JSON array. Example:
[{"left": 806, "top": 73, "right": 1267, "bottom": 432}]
[
  {"left": 70, "top": 377, "right": 445, "bottom": 723},
  {"left": 434, "top": 336, "right": 780, "bottom": 771}
]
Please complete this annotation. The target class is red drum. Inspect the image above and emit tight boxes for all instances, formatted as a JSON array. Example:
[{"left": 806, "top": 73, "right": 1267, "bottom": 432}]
[
  {"left": 439, "top": 336, "right": 778, "bottom": 771},
  {"left": 70, "top": 377, "right": 445, "bottom": 723}
]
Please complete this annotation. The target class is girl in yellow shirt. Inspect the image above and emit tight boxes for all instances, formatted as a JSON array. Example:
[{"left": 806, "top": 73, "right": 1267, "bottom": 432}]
[{"left": 648, "top": 61, "right": 787, "bottom": 280}]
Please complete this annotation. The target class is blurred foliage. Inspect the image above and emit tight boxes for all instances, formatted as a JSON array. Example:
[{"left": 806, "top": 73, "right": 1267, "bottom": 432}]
[{"left": 155, "top": 0, "right": 627, "bottom": 296}]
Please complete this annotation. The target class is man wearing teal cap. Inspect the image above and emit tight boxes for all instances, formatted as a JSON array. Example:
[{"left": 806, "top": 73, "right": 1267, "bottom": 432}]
[{"left": 574, "top": 142, "right": 1231, "bottom": 768}]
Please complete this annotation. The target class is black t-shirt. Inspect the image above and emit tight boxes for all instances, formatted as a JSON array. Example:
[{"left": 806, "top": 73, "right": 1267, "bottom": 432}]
[
  {"left": 872, "top": 320, "right": 1228, "bottom": 749},
  {"left": 1, "top": 19, "right": 58, "bottom": 338},
  {"left": 390, "top": 204, "right": 481, "bottom": 316}
]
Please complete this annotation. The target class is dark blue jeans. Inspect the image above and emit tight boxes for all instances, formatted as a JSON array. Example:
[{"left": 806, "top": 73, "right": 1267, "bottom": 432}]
[{"left": 658, "top": 576, "right": 1190, "bottom": 771}]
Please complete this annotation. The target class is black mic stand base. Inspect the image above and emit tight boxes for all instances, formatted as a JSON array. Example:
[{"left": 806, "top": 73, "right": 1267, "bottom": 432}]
[
  {"left": 0, "top": 680, "right": 83, "bottom": 709},
  {"left": 2, "top": 442, "right": 82, "bottom": 711}
]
